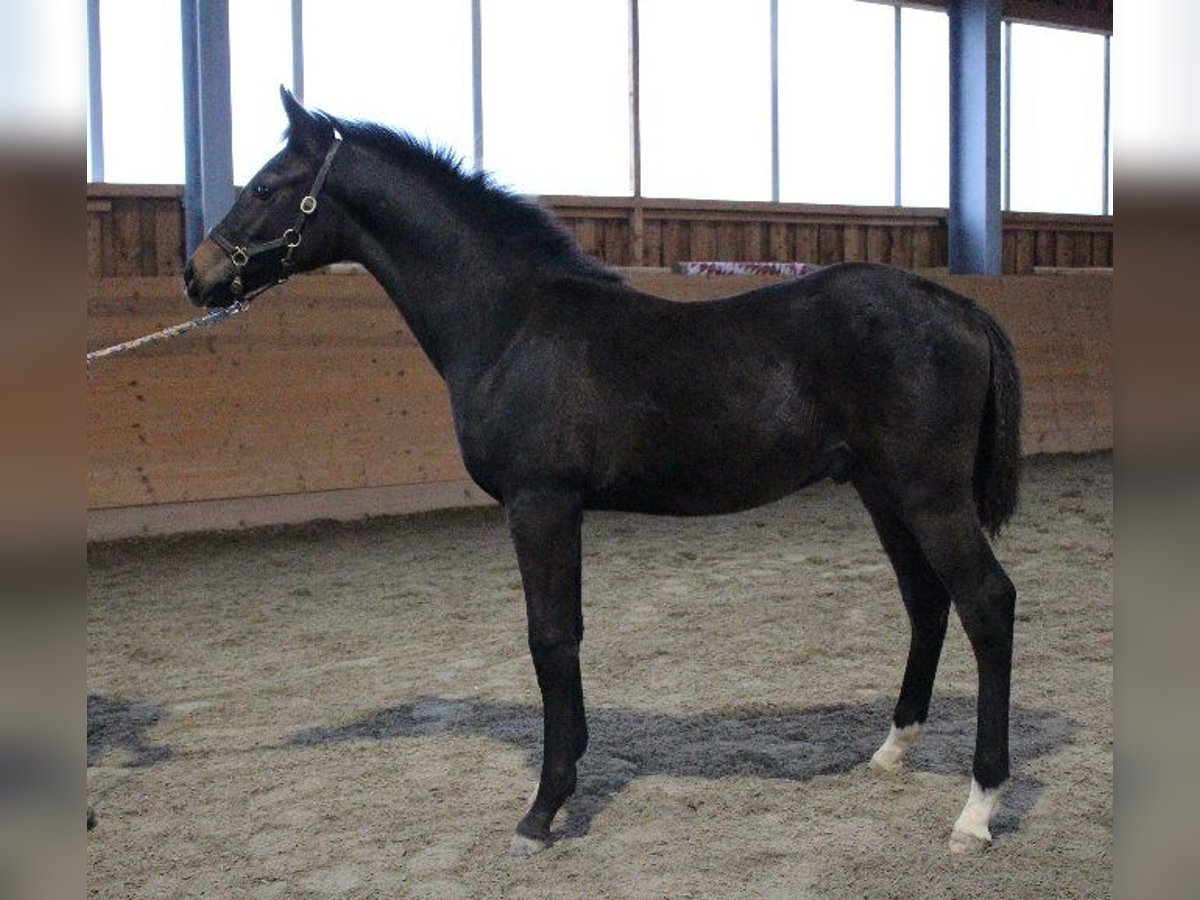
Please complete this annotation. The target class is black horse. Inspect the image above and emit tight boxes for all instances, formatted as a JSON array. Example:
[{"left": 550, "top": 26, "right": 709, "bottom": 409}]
[{"left": 185, "top": 89, "right": 1021, "bottom": 855}]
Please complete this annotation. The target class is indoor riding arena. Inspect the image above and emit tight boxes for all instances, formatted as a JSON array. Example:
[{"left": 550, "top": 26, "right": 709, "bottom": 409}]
[{"left": 87, "top": 2, "right": 1112, "bottom": 897}]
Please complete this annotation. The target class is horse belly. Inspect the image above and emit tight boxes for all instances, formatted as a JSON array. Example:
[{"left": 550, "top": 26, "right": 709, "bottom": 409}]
[{"left": 588, "top": 429, "right": 834, "bottom": 516}]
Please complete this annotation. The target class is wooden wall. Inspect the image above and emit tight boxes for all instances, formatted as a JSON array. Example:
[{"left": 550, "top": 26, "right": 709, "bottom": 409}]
[
  {"left": 87, "top": 271, "right": 1111, "bottom": 540},
  {"left": 85, "top": 186, "right": 1113, "bottom": 278},
  {"left": 87, "top": 185, "right": 186, "bottom": 279}
]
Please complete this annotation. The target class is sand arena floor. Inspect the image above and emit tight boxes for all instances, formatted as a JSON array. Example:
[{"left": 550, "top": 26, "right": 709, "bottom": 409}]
[{"left": 87, "top": 453, "right": 1111, "bottom": 898}]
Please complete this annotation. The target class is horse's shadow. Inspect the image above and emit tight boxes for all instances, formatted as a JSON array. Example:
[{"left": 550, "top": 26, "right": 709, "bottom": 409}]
[
  {"left": 287, "top": 695, "right": 1076, "bottom": 840},
  {"left": 87, "top": 693, "right": 172, "bottom": 768}
]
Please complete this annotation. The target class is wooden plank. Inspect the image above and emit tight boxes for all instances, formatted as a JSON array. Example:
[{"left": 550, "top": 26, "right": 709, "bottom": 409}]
[
  {"left": 689, "top": 221, "right": 716, "bottom": 260},
  {"left": 660, "top": 219, "right": 688, "bottom": 268},
  {"left": 642, "top": 217, "right": 662, "bottom": 268},
  {"left": 572, "top": 218, "right": 598, "bottom": 257},
  {"left": 628, "top": 207, "right": 645, "bottom": 267},
  {"left": 87, "top": 212, "right": 104, "bottom": 280},
  {"left": 1092, "top": 231, "right": 1111, "bottom": 268},
  {"left": 87, "top": 183, "right": 184, "bottom": 199},
  {"left": 603, "top": 217, "right": 628, "bottom": 266},
  {"left": 867, "top": 226, "right": 891, "bottom": 264},
  {"left": 1002, "top": 232, "right": 1016, "bottom": 275},
  {"left": 817, "top": 225, "right": 842, "bottom": 266},
  {"left": 139, "top": 202, "right": 158, "bottom": 275},
  {"left": 1055, "top": 232, "right": 1075, "bottom": 268},
  {"left": 742, "top": 223, "right": 766, "bottom": 261},
  {"left": 843, "top": 225, "right": 866, "bottom": 262},
  {"left": 1014, "top": 230, "right": 1036, "bottom": 275},
  {"left": 154, "top": 200, "right": 184, "bottom": 275},
  {"left": 1073, "top": 231, "right": 1094, "bottom": 268},
  {"left": 795, "top": 225, "right": 818, "bottom": 263},
  {"left": 1035, "top": 230, "right": 1055, "bottom": 267},
  {"left": 768, "top": 222, "right": 790, "bottom": 261},
  {"left": 110, "top": 200, "right": 142, "bottom": 277},
  {"left": 716, "top": 221, "right": 742, "bottom": 260},
  {"left": 911, "top": 227, "right": 934, "bottom": 268},
  {"left": 930, "top": 227, "right": 948, "bottom": 268},
  {"left": 88, "top": 479, "right": 496, "bottom": 541},
  {"left": 890, "top": 227, "right": 914, "bottom": 268}
]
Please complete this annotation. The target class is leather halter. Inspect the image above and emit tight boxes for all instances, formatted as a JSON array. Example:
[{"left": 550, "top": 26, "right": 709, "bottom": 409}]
[{"left": 210, "top": 132, "right": 342, "bottom": 299}]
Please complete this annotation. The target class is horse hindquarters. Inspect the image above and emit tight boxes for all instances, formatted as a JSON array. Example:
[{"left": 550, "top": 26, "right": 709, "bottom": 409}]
[
  {"left": 856, "top": 302, "right": 1020, "bottom": 851},
  {"left": 504, "top": 490, "right": 587, "bottom": 854}
]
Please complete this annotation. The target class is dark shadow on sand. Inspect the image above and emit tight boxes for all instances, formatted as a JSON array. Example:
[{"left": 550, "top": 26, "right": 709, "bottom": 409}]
[
  {"left": 286, "top": 694, "right": 1075, "bottom": 841},
  {"left": 87, "top": 694, "right": 172, "bottom": 768}
]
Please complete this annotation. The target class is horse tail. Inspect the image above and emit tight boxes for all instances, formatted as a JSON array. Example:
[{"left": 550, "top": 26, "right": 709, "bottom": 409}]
[{"left": 973, "top": 310, "right": 1022, "bottom": 538}]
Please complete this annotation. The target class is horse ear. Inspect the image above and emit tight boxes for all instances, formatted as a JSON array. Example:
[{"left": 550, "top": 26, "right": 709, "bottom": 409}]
[{"left": 280, "top": 85, "right": 330, "bottom": 151}]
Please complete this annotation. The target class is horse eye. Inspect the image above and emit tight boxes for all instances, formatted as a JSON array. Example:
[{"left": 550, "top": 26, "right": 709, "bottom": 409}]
[{"left": 253, "top": 183, "right": 273, "bottom": 200}]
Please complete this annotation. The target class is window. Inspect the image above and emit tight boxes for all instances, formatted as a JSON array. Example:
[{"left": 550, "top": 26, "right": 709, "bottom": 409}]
[
  {"left": 85, "top": 1, "right": 1114, "bottom": 215},
  {"left": 230, "top": 0, "right": 294, "bottom": 184},
  {"left": 98, "top": 0, "right": 184, "bottom": 183},
  {"left": 900, "top": 6, "right": 949, "bottom": 208},
  {"left": 640, "top": 0, "right": 772, "bottom": 201},
  {"left": 303, "top": 0, "right": 474, "bottom": 163},
  {"left": 778, "top": 0, "right": 894, "bottom": 206},
  {"left": 482, "top": 0, "right": 630, "bottom": 195},
  {"left": 1007, "top": 23, "right": 1107, "bottom": 214}
]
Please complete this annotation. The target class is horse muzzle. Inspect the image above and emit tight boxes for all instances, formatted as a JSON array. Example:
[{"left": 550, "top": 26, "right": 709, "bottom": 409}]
[{"left": 183, "top": 239, "right": 239, "bottom": 308}]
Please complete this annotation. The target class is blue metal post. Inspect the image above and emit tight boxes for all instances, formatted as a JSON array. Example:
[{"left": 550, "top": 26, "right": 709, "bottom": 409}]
[
  {"left": 87, "top": 0, "right": 104, "bottom": 182},
  {"left": 472, "top": 0, "right": 484, "bottom": 172},
  {"left": 291, "top": 0, "right": 305, "bottom": 103},
  {"left": 181, "top": 0, "right": 203, "bottom": 253},
  {"left": 948, "top": 0, "right": 1002, "bottom": 274},
  {"left": 182, "top": 0, "right": 235, "bottom": 253}
]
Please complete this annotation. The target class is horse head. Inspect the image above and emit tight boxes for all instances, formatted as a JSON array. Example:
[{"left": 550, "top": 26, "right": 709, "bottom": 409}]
[{"left": 184, "top": 87, "right": 343, "bottom": 308}]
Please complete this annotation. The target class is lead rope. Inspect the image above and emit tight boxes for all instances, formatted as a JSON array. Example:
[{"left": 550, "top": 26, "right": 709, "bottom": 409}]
[{"left": 86, "top": 300, "right": 249, "bottom": 376}]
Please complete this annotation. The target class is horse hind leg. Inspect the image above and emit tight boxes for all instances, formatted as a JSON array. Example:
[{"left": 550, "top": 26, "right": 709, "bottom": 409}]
[
  {"left": 902, "top": 503, "right": 1016, "bottom": 853},
  {"left": 862, "top": 508, "right": 952, "bottom": 773}
]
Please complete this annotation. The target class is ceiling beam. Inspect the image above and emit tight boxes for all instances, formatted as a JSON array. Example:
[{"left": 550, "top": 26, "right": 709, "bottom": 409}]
[{"left": 857, "top": 0, "right": 1111, "bottom": 35}]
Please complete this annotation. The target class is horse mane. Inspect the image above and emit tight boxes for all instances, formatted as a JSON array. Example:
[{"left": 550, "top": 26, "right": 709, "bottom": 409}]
[{"left": 315, "top": 114, "right": 621, "bottom": 284}]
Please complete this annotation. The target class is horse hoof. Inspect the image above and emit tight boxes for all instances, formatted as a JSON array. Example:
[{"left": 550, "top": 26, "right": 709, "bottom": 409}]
[
  {"left": 948, "top": 823, "right": 992, "bottom": 854},
  {"left": 868, "top": 746, "right": 904, "bottom": 773},
  {"left": 869, "top": 723, "right": 920, "bottom": 773},
  {"left": 509, "top": 833, "right": 550, "bottom": 858}
]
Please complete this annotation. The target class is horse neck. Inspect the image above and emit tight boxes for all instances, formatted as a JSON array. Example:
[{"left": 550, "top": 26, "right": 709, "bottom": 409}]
[{"left": 329, "top": 144, "right": 527, "bottom": 388}]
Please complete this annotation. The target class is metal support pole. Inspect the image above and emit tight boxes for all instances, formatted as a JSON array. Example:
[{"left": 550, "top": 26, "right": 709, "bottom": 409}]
[
  {"left": 948, "top": 0, "right": 1002, "bottom": 274},
  {"left": 894, "top": 2, "right": 902, "bottom": 207},
  {"left": 770, "top": 0, "right": 780, "bottom": 202},
  {"left": 629, "top": 0, "right": 642, "bottom": 198},
  {"left": 182, "top": 0, "right": 235, "bottom": 252},
  {"left": 1003, "top": 19, "right": 1011, "bottom": 211},
  {"left": 471, "top": 0, "right": 484, "bottom": 172},
  {"left": 181, "top": 0, "right": 203, "bottom": 253},
  {"left": 291, "top": 0, "right": 305, "bottom": 103},
  {"left": 1102, "top": 33, "right": 1110, "bottom": 215},
  {"left": 87, "top": 0, "right": 104, "bottom": 182}
]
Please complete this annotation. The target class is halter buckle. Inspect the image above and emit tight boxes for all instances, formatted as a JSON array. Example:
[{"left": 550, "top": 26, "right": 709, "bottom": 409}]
[
  {"left": 230, "top": 247, "right": 249, "bottom": 267},
  {"left": 284, "top": 228, "right": 302, "bottom": 249},
  {"left": 300, "top": 195, "right": 317, "bottom": 215}
]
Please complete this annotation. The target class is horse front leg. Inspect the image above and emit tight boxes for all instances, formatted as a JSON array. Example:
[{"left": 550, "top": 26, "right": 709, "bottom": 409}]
[{"left": 504, "top": 489, "right": 587, "bottom": 856}]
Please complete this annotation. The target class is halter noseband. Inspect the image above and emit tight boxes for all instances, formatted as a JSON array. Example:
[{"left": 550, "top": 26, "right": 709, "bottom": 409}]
[{"left": 210, "top": 132, "right": 342, "bottom": 300}]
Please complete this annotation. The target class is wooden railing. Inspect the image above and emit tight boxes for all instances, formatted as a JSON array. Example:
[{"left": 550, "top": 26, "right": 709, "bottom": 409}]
[{"left": 86, "top": 185, "right": 1112, "bottom": 279}]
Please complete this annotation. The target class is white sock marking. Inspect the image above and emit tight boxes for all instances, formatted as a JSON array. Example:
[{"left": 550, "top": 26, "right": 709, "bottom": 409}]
[
  {"left": 949, "top": 778, "right": 1003, "bottom": 852},
  {"left": 869, "top": 722, "right": 922, "bottom": 772}
]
